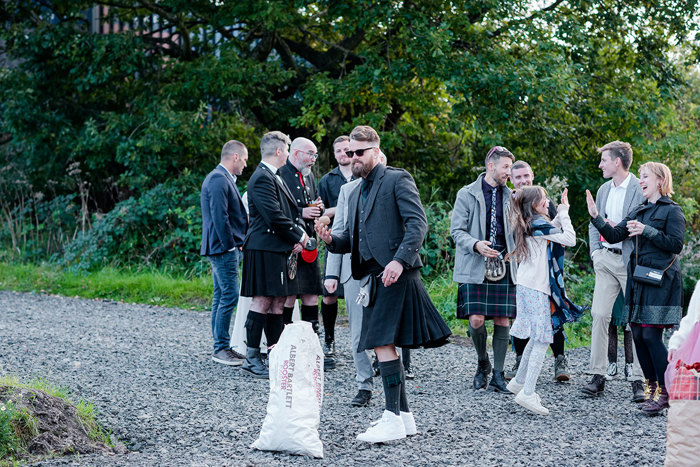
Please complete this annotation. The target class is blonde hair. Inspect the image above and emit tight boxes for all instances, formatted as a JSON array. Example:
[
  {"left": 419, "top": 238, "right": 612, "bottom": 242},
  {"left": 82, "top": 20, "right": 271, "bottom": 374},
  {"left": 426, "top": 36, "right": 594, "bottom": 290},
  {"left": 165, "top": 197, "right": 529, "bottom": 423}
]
[{"left": 639, "top": 162, "right": 674, "bottom": 196}]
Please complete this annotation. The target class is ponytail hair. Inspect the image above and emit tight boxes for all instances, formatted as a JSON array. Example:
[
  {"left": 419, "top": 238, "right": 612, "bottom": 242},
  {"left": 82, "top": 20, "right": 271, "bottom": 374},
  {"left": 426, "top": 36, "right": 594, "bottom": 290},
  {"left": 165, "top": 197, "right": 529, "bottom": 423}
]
[{"left": 506, "top": 186, "right": 548, "bottom": 264}]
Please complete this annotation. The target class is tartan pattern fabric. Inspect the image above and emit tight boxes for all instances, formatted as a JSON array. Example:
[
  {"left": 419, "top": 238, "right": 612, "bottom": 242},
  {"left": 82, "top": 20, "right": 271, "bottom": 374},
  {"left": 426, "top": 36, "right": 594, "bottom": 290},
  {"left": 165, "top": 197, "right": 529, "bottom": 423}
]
[
  {"left": 456, "top": 274, "right": 516, "bottom": 319},
  {"left": 669, "top": 363, "right": 700, "bottom": 401}
]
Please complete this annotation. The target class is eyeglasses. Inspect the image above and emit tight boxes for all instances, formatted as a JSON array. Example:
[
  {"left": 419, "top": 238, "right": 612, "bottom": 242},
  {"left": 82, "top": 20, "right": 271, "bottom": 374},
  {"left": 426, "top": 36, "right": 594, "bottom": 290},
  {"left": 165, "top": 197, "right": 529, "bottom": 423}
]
[
  {"left": 297, "top": 149, "right": 317, "bottom": 159},
  {"left": 345, "top": 147, "right": 374, "bottom": 158}
]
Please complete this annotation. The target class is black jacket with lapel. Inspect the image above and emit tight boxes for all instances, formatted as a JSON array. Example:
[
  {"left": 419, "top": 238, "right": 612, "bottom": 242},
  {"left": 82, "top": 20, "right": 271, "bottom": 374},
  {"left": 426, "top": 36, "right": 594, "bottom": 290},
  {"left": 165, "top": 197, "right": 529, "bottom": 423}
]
[{"left": 243, "top": 162, "right": 306, "bottom": 252}]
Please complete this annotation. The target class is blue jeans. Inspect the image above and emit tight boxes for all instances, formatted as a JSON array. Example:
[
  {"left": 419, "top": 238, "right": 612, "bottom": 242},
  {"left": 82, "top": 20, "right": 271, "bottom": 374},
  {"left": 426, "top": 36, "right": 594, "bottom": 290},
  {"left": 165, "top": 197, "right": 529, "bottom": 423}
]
[{"left": 208, "top": 249, "right": 240, "bottom": 353}]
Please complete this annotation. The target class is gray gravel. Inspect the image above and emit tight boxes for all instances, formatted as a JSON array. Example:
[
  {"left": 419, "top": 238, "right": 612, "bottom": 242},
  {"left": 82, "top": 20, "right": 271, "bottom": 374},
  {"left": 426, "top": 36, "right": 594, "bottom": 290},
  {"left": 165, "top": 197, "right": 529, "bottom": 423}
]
[{"left": 0, "top": 290, "right": 666, "bottom": 466}]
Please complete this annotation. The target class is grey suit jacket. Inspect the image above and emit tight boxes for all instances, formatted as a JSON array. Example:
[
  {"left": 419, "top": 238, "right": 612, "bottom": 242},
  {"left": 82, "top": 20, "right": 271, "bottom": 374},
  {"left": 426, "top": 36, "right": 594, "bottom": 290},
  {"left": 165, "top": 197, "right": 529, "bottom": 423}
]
[
  {"left": 588, "top": 173, "right": 644, "bottom": 266},
  {"left": 325, "top": 179, "right": 362, "bottom": 284},
  {"left": 450, "top": 173, "right": 516, "bottom": 284},
  {"left": 327, "top": 164, "right": 426, "bottom": 277}
]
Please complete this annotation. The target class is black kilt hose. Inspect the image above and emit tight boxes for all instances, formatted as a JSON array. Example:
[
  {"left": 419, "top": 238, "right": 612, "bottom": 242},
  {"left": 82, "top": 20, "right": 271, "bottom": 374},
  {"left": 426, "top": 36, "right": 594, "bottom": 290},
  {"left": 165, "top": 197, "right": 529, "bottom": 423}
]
[
  {"left": 358, "top": 269, "right": 452, "bottom": 352},
  {"left": 241, "top": 249, "right": 298, "bottom": 297},
  {"left": 456, "top": 268, "right": 516, "bottom": 319}
]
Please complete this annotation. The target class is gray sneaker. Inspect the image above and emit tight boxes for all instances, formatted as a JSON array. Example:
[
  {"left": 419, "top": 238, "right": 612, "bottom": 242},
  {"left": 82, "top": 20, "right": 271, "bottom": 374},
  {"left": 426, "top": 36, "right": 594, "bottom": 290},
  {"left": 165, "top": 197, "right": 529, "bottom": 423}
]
[
  {"left": 505, "top": 355, "right": 521, "bottom": 381},
  {"left": 212, "top": 349, "right": 244, "bottom": 366},
  {"left": 554, "top": 355, "right": 570, "bottom": 382},
  {"left": 605, "top": 361, "right": 617, "bottom": 381}
]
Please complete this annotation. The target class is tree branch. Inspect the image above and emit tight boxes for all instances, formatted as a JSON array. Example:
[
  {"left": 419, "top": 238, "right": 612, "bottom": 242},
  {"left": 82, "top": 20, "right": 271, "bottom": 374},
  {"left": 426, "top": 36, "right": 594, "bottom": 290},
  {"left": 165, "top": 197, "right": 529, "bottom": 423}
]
[{"left": 489, "top": 0, "right": 567, "bottom": 37}]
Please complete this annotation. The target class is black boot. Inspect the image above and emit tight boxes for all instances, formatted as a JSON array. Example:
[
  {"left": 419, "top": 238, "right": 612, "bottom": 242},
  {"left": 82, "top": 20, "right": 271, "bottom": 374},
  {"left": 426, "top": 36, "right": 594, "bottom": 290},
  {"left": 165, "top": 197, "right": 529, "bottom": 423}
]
[
  {"left": 242, "top": 347, "right": 269, "bottom": 379},
  {"left": 473, "top": 359, "right": 492, "bottom": 390},
  {"left": 488, "top": 369, "right": 509, "bottom": 393},
  {"left": 581, "top": 374, "right": 605, "bottom": 397}
]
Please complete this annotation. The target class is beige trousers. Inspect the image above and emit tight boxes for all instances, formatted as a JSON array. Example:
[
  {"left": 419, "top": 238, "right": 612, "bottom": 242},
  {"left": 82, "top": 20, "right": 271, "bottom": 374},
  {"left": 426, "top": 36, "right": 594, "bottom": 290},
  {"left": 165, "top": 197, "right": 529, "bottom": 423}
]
[{"left": 589, "top": 249, "right": 644, "bottom": 380}]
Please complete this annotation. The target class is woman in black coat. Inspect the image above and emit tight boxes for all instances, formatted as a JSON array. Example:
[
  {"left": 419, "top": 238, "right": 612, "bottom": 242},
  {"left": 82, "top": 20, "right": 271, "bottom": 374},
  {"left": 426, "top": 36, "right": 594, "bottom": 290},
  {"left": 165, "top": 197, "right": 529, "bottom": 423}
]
[{"left": 585, "top": 162, "right": 685, "bottom": 416}]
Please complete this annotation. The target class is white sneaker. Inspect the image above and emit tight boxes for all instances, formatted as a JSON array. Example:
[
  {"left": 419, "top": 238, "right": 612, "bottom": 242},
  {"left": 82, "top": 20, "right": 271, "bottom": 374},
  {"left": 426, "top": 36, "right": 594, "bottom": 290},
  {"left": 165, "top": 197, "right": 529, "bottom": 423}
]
[
  {"left": 506, "top": 379, "right": 524, "bottom": 395},
  {"left": 369, "top": 411, "right": 417, "bottom": 435},
  {"left": 357, "top": 410, "right": 407, "bottom": 443},
  {"left": 605, "top": 362, "right": 617, "bottom": 381},
  {"left": 514, "top": 391, "right": 549, "bottom": 415}
]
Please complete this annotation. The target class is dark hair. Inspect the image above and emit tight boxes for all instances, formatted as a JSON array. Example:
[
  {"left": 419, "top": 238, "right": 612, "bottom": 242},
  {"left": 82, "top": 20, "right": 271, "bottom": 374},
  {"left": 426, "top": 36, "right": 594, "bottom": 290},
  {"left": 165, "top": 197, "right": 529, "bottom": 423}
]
[
  {"left": 511, "top": 160, "right": 533, "bottom": 173},
  {"left": 505, "top": 185, "right": 548, "bottom": 264},
  {"left": 485, "top": 146, "right": 515, "bottom": 166},
  {"left": 333, "top": 135, "right": 349, "bottom": 147},
  {"left": 597, "top": 141, "right": 633, "bottom": 170},
  {"left": 350, "top": 126, "right": 380, "bottom": 144}
]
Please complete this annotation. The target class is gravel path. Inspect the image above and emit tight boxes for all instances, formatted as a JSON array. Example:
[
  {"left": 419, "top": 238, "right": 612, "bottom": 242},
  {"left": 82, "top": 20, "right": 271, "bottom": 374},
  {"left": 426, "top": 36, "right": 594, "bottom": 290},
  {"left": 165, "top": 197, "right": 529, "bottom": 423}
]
[{"left": 0, "top": 290, "right": 667, "bottom": 466}]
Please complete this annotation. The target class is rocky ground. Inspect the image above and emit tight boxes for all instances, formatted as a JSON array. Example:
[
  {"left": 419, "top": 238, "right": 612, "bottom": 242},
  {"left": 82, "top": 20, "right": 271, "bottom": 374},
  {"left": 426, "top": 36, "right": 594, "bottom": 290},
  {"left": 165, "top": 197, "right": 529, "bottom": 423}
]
[{"left": 0, "top": 290, "right": 667, "bottom": 466}]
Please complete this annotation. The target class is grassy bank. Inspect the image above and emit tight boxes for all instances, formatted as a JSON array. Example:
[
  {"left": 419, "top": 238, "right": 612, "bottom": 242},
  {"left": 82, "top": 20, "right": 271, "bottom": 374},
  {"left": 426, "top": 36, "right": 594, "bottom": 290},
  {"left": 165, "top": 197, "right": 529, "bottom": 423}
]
[
  {"left": 0, "top": 262, "right": 212, "bottom": 310},
  {"left": 0, "top": 261, "right": 596, "bottom": 347}
]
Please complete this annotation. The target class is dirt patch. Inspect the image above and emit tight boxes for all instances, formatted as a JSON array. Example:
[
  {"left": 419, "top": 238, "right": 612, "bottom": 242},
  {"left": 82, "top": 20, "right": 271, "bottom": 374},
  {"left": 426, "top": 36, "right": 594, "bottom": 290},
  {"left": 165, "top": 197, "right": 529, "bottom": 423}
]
[{"left": 0, "top": 385, "right": 125, "bottom": 461}]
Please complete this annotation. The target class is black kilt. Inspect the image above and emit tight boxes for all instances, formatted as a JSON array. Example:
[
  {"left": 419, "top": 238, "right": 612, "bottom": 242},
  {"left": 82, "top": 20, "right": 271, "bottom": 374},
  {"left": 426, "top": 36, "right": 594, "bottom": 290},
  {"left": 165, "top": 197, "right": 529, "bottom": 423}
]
[
  {"left": 357, "top": 269, "right": 451, "bottom": 352},
  {"left": 241, "top": 249, "right": 297, "bottom": 297},
  {"left": 296, "top": 254, "right": 323, "bottom": 295},
  {"left": 456, "top": 268, "right": 516, "bottom": 319}
]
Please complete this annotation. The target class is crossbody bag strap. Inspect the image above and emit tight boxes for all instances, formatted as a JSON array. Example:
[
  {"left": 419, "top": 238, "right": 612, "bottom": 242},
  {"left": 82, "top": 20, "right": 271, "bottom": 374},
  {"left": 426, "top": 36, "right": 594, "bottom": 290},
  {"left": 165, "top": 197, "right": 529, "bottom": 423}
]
[{"left": 635, "top": 234, "right": 677, "bottom": 272}]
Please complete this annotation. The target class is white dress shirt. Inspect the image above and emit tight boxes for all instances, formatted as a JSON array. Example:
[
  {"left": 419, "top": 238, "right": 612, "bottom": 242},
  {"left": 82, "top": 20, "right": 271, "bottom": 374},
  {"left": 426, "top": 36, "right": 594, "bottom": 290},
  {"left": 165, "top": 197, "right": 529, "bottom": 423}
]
[{"left": 602, "top": 173, "right": 631, "bottom": 249}]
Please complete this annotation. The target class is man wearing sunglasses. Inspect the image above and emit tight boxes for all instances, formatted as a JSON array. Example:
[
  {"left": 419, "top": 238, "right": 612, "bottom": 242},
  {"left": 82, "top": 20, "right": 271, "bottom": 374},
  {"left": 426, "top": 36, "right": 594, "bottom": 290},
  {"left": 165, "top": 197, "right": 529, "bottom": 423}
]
[
  {"left": 278, "top": 138, "right": 326, "bottom": 344},
  {"left": 451, "top": 146, "right": 517, "bottom": 394},
  {"left": 315, "top": 125, "right": 451, "bottom": 443}
]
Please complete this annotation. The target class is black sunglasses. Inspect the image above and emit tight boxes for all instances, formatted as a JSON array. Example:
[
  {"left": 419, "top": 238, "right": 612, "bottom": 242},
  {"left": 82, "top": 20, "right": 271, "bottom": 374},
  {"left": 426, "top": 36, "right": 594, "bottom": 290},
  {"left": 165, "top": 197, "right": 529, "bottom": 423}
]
[{"left": 345, "top": 147, "right": 374, "bottom": 158}]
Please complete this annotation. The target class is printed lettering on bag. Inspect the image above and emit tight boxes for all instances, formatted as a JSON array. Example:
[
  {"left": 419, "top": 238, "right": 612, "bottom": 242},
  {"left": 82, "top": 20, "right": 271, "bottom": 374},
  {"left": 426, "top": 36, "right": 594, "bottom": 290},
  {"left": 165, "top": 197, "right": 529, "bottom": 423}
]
[{"left": 284, "top": 345, "right": 296, "bottom": 408}]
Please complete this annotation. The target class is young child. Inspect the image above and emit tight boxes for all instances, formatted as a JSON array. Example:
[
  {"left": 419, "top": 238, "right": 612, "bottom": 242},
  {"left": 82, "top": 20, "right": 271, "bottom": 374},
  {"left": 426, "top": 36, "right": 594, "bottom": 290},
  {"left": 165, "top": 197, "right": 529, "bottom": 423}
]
[{"left": 505, "top": 186, "right": 577, "bottom": 415}]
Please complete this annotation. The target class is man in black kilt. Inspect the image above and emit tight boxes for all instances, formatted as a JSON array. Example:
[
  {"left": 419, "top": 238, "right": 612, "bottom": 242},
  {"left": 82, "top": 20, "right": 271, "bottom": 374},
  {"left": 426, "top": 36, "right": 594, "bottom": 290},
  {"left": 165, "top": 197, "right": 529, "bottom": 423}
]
[
  {"left": 315, "top": 125, "right": 451, "bottom": 443},
  {"left": 450, "top": 146, "right": 516, "bottom": 393},
  {"left": 240, "top": 131, "right": 309, "bottom": 379}
]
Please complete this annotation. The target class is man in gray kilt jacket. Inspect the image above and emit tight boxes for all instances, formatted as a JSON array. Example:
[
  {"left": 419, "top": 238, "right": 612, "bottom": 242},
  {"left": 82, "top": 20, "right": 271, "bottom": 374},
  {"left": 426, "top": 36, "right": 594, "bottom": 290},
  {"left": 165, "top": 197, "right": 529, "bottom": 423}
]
[
  {"left": 315, "top": 125, "right": 451, "bottom": 443},
  {"left": 450, "top": 146, "right": 517, "bottom": 393}
]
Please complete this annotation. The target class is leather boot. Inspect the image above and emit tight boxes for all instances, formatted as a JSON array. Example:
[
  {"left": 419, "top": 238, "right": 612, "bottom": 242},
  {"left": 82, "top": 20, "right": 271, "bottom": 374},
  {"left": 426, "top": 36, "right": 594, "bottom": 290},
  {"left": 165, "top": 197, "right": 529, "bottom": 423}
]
[
  {"left": 631, "top": 380, "right": 646, "bottom": 402},
  {"left": 505, "top": 354, "right": 521, "bottom": 381},
  {"left": 473, "top": 359, "right": 492, "bottom": 390},
  {"left": 642, "top": 385, "right": 669, "bottom": 416},
  {"left": 488, "top": 369, "right": 509, "bottom": 393},
  {"left": 242, "top": 347, "right": 269, "bottom": 379},
  {"left": 581, "top": 374, "right": 605, "bottom": 397},
  {"left": 638, "top": 381, "right": 658, "bottom": 410}
]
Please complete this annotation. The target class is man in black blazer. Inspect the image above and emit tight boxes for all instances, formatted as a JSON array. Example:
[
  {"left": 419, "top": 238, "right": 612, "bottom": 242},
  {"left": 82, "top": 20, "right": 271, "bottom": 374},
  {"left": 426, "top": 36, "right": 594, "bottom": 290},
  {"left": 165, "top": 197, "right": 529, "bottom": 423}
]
[
  {"left": 200, "top": 140, "right": 249, "bottom": 366},
  {"left": 240, "top": 131, "right": 309, "bottom": 378},
  {"left": 316, "top": 125, "right": 450, "bottom": 443}
]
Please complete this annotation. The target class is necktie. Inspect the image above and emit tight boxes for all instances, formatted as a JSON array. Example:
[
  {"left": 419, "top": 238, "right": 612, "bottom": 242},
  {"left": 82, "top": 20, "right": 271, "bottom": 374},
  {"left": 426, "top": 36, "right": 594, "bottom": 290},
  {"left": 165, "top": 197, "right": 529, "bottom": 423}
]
[
  {"left": 489, "top": 187, "right": 497, "bottom": 247},
  {"left": 361, "top": 179, "right": 371, "bottom": 204}
]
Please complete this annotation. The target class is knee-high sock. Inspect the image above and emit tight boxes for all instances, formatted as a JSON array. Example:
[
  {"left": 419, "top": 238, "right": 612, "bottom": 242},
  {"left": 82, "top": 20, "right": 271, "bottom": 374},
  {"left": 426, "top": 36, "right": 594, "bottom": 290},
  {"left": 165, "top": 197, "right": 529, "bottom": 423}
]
[
  {"left": 301, "top": 304, "right": 319, "bottom": 333},
  {"left": 550, "top": 329, "right": 565, "bottom": 358},
  {"left": 402, "top": 348, "right": 411, "bottom": 369},
  {"left": 282, "top": 306, "right": 294, "bottom": 325},
  {"left": 469, "top": 323, "right": 489, "bottom": 364},
  {"left": 515, "top": 339, "right": 535, "bottom": 385},
  {"left": 399, "top": 356, "right": 409, "bottom": 413},
  {"left": 245, "top": 311, "right": 267, "bottom": 349},
  {"left": 623, "top": 328, "right": 634, "bottom": 364},
  {"left": 264, "top": 314, "right": 284, "bottom": 347},
  {"left": 379, "top": 359, "right": 402, "bottom": 415},
  {"left": 513, "top": 337, "right": 528, "bottom": 356},
  {"left": 321, "top": 301, "right": 337, "bottom": 343},
  {"left": 492, "top": 325, "right": 510, "bottom": 372},
  {"left": 523, "top": 340, "right": 548, "bottom": 396},
  {"left": 607, "top": 323, "right": 618, "bottom": 362}
]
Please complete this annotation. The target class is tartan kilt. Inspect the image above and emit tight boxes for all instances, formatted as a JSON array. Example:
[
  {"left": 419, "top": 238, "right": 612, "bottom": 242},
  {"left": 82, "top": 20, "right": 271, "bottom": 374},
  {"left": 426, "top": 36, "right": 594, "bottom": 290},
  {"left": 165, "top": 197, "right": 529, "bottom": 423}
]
[{"left": 456, "top": 269, "right": 516, "bottom": 319}]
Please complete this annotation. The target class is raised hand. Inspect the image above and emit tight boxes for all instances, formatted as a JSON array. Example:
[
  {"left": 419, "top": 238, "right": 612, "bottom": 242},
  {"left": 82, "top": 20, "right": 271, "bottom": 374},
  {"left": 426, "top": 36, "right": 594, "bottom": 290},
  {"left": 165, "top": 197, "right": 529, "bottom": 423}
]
[
  {"left": 560, "top": 188, "right": 569, "bottom": 207},
  {"left": 585, "top": 190, "right": 598, "bottom": 217},
  {"left": 314, "top": 219, "right": 333, "bottom": 245}
]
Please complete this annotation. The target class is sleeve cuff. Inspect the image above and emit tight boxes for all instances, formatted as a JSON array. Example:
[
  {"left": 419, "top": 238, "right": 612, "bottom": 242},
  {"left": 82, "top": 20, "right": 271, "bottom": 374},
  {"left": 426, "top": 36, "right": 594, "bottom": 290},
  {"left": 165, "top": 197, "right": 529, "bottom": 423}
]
[
  {"left": 642, "top": 224, "right": 659, "bottom": 239},
  {"left": 325, "top": 275, "right": 339, "bottom": 281}
]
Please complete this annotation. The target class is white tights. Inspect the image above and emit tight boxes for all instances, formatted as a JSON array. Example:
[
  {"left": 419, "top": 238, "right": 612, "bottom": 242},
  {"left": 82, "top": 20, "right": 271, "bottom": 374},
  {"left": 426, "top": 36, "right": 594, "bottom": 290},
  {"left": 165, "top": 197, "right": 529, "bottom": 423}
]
[{"left": 514, "top": 339, "right": 548, "bottom": 396}]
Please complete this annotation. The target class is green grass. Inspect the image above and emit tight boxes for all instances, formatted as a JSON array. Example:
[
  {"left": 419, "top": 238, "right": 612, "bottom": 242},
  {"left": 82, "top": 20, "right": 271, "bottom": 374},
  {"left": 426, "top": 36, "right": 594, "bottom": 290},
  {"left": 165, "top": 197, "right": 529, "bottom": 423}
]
[
  {"left": 0, "top": 262, "right": 212, "bottom": 310},
  {"left": 0, "top": 375, "right": 113, "bottom": 463}
]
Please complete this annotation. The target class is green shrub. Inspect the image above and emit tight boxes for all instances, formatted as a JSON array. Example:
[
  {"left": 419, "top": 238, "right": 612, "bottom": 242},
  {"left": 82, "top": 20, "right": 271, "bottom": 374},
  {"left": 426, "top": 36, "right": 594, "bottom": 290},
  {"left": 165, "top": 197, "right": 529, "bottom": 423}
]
[{"left": 60, "top": 172, "right": 202, "bottom": 272}]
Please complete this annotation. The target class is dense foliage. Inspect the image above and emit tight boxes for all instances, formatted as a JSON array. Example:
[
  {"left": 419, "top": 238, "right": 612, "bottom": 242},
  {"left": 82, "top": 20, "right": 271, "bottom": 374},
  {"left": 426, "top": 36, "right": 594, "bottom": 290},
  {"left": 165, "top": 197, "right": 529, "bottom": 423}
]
[{"left": 1, "top": 1, "right": 699, "bottom": 287}]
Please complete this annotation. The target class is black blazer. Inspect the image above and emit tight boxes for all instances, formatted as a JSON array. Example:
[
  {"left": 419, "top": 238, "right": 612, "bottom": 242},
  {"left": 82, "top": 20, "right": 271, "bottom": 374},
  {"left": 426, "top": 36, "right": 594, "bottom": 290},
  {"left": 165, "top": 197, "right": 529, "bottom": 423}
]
[
  {"left": 278, "top": 159, "right": 319, "bottom": 236},
  {"left": 243, "top": 162, "right": 306, "bottom": 252},
  {"left": 200, "top": 165, "right": 248, "bottom": 256},
  {"left": 328, "top": 164, "right": 427, "bottom": 274}
]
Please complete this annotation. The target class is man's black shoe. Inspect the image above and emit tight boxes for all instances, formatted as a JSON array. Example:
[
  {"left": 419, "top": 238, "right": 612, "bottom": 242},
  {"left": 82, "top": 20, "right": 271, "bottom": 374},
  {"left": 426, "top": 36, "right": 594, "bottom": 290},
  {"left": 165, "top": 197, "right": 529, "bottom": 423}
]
[
  {"left": 473, "top": 360, "right": 492, "bottom": 390},
  {"left": 404, "top": 363, "right": 415, "bottom": 380},
  {"left": 581, "top": 374, "right": 605, "bottom": 397},
  {"left": 324, "top": 355, "right": 336, "bottom": 371},
  {"left": 488, "top": 370, "right": 509, "bottom": 393},
  {"left": 631, "top": 380, "right": 646, "bottom": 402},
  {"left": 351, "top": 389, "right": 372, "bottom": 407},
  {"left": 324, "top": 340, "right": 335, "bottom": 358}
]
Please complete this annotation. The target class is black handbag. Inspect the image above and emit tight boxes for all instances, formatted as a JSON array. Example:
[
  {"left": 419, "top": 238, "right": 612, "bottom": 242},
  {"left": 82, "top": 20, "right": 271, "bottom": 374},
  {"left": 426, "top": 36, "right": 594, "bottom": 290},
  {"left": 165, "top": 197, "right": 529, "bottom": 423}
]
[{"left": 632, "top": 237, "right": 677, "bottom": 286}]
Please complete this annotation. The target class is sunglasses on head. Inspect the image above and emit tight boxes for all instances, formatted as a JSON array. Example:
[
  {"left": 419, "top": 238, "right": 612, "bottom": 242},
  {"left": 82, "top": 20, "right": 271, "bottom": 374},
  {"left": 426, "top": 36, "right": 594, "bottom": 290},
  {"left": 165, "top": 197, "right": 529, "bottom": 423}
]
[
  {"left": 345, "top": 147, "right": 374, "bottom": 158},
  {"left": 486, "top": 145, "right": 508, "bottom": 164}
]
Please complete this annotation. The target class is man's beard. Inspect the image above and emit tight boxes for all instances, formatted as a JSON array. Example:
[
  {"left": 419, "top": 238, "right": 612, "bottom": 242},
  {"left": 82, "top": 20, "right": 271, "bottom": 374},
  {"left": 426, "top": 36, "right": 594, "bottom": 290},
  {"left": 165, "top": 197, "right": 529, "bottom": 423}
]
[
  {"left": 351, "top": 161, "right": 366, "bottom": 178},
  {"left": 301, "top": 166, "right": 311, "bottom": 177},
  {"left": 339, "top": 159, "right": 351, "bottom": 167}
]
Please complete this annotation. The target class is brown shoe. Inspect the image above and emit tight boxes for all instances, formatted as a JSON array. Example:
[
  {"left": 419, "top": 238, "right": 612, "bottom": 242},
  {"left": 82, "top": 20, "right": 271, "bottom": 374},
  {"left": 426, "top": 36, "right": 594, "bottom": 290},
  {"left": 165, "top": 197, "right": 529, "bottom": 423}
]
[
  {"left": 581, "top": 374, "right": 605, "bottom": 397},
  {"left": 638, "top": 381, "right": 658, "bottom": 410},
  {"left": 642, "top": 386, "right": 669, "bottom": 416}
]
